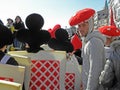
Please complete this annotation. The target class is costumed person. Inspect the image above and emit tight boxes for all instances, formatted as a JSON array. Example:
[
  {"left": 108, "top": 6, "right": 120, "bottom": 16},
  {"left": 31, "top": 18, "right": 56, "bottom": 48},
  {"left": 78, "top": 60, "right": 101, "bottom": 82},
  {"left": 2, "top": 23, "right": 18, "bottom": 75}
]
[
  {"left": 16, "top": 13, "right": 51, "bottom": 90},
  {"left": 13, "top": 16, "right": 25, "bottom": 50},
  {"left": 48, "top": 28, "right": 82, "bottom": 90},
  {"left": 0, "top": 24, "right": 18, "bottom": 65},
  {"left": 48, "top": 28, "right": 74, "bottom": 53},
  {"left": 98, "top": 25, "right": 120, "bottom": 90},
  {"left": 69, "top": 8, "right": 106, "bottom": 90},
  {"left": 41, "top": 24, "right": 61, "bottom": 50},
  {"left": 99, "top": 25, "right": 119, "bottom": 59},
  {"left": 16, "top": 13, "right": 51, "bottom": 53},
  {"left": 48, "top": 25, "right": 83, "bottom": 65}
]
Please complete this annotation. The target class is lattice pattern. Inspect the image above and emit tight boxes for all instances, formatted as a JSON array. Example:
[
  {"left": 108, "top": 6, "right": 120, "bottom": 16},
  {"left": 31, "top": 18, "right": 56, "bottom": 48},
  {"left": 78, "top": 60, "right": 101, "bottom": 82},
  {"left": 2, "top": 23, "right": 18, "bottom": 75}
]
[
  {"left": 0, "top": 77, "right": 14, "bottom": 82},
  {"left": 29, "top": 60, "right": 60, "bottom": 90},
  {"left": 65, "top": 73, "right": 75, "bottom": 90}
]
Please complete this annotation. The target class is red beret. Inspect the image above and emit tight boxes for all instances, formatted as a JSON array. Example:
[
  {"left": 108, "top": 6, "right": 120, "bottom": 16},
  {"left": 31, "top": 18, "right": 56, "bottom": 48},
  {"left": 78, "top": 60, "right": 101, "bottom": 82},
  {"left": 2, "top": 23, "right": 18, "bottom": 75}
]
[
  {"left": 69, "top": 8, "right": 95, "bottom": 26},
  {"left": 71, "top": 34, "right": 82, "bottom": 50},
  {"left": 98, "top": 25, "right": 120, "bottom": 36}
]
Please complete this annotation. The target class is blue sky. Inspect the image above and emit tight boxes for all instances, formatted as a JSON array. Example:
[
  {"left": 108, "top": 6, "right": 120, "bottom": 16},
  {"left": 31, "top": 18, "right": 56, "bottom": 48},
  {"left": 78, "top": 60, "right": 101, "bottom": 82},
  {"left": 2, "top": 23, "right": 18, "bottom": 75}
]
[{"left": 0, "top": 0, "right": 106, "bottom": 29}]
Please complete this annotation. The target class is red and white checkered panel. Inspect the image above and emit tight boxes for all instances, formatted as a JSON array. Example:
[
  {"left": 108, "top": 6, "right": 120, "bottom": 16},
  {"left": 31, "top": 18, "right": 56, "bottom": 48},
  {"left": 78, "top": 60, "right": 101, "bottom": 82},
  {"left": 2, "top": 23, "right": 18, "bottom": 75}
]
[
  {"left": 29, "top": 60, "right": 60, "bottom": 90},
  {"left": 28, "top": 50, "right": 66, "bottom": 90},
  {"left": 65, "top": 55, "right": 81, "bottom": 90},
  {"left": 65, "top": 73, "right": 75, "bottom": 90}
]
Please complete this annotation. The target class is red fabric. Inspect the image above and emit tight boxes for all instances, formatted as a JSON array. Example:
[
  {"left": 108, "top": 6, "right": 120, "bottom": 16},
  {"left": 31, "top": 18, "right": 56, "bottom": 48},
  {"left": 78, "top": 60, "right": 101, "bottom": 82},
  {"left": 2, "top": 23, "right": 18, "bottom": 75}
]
[
  {"left": 48, "top": 28, "right": 52, "bottom": 37},
  {"left": 110, "top": 8, "right": 116, "bottom": 26},
  {"left": 0, "top": 77, "right": 14, "bottom": 82},
  {"left": 48, "top": 24, "right": 61, "bottom": 38},
  {"left": 48, "top": 28, "right": 52, "bottom": 33},
  {"left": 98, "top": 25, "right": 120, "bottom": 36},
  {"left": 30, "top": 60, "right": 60, "bottom": 90},
  {"left": 69, "top": 16, "right": 76, "bottom": 26},
  {"left": 65, "top": 73, "right": 75, "bottom": 90},
  {"left": 71, "top": 34, "right": 82, "bottom": 50},
  {"left": 69, "top": 8, "right": 95, "bottom": 26},
  {"left": 52, "top": 24, "right": 61, "bottom": 32}
]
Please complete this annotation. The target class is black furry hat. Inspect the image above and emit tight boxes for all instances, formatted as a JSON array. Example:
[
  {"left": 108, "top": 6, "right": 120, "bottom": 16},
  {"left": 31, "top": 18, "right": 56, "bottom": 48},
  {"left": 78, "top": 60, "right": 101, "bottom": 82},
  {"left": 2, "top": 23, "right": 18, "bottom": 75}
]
[
  {"left": 0, "top": 24, "right": 13, "bottom": 48},
  {"left": 26, "top": 13, "right": 44, "bottom": 31},
  {"left": 48, "top": 28, "right": 74, "bottom": 53},
  {"left": 16, "top": 13, "right": 51, "bottom": 53}
]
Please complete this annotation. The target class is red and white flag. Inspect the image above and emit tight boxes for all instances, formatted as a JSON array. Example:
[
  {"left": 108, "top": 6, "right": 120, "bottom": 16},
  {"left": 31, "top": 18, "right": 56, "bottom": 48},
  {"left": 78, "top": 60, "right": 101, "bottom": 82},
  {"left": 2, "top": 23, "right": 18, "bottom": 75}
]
[{"left": 109, "top": 7, "right": 116, "bottom": 26}]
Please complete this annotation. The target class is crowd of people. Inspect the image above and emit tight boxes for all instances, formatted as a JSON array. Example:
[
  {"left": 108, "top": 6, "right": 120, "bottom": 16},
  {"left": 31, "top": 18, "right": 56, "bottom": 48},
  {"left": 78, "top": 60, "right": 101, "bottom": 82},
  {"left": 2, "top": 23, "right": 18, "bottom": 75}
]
[
  {"left": 0, "top": 7, "right": 120, "bottom": 90},
  {"left": 69, "top": 8, "right": 120, "bottom": 90},
  {"left": 1, "top": 16, "right": 25, "bottom": 51}
]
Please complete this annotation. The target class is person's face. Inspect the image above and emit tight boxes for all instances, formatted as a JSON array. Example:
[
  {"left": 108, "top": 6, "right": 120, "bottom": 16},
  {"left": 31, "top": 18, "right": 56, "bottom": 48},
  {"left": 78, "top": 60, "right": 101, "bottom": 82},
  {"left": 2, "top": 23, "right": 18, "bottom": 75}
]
[
  {"left": 15, "top": 17, "right": 21, "bottom": 23},
  {"left": 77, "top": 22, "right": 89, "bottom": 37},
  {"left": 105, "top": 36, "right": 113, "bottom": 46},
  {"left": 8, "top": 20, "right": 12, "bottom": 24}
]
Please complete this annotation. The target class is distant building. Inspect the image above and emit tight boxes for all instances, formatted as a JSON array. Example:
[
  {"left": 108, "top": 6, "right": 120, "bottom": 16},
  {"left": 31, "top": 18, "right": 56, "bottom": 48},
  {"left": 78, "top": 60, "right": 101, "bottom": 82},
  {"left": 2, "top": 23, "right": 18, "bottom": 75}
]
[
  {"left": 109, "top": 0, "right": 120, "bottom": 29},
  {"left": 94, "top": 0, "right": 109, "bottom": 29}
]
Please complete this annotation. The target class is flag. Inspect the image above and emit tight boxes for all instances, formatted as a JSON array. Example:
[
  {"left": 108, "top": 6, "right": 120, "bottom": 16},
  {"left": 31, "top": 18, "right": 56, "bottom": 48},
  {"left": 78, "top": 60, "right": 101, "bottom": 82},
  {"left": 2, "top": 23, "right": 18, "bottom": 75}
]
[{"left": 109, "top": 7, "right": 116, "bottom": 26}]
